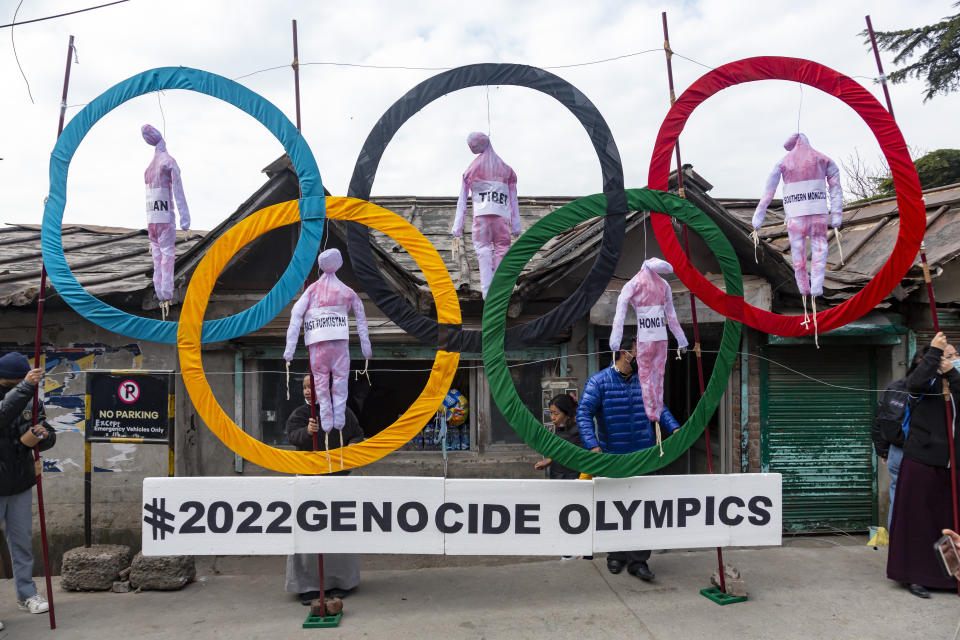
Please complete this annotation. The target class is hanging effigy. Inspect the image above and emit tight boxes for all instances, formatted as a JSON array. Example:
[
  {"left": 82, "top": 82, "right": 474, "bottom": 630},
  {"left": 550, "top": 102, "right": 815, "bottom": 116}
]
[
  {"left": 450, "top": 132, "right": 521, "bottom": 299},
  {"left": 284, "top": 248, "right": 372, "bottom": 465},
  {"left": 609, "top": 258, "right": 688, "bottom": 455},
  {"left": 751, "top": 133, "right": 844, "bottom": 343},
  {"left": 142, "top": 124, "right": 190, "bottom": 319}
]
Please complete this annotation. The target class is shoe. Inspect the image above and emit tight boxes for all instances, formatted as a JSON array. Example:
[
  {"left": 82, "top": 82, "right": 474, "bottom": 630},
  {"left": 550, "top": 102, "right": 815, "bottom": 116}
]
[
  {"left": 907, "top": 583, "right": 930, "bottom": 599},
  {"left": 324, "top": 588, "right": 350, "bottom": 599},
  {"left": 18, "top": 594, "right": 48, "bottom": 614},
  {"left": 582, "top": 555, "right": 594, "bottom": 560},
  {"left": 628, "top": 562, "right": 655, "bottom": 582},
  {"left": 560, "top": 555, "right": 579, "bottom": 561},
  {"left": 607, "top": 559, "right": 626, "bottom": 574},
  {"left": 299, "top": 590, "right": 321, "bottom": 605}
]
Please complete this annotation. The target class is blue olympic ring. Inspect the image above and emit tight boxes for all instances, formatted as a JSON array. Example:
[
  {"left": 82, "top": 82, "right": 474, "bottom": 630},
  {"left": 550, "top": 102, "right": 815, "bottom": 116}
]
[{"left": 40, "top": 67, "right": 325, "bottom": 343}]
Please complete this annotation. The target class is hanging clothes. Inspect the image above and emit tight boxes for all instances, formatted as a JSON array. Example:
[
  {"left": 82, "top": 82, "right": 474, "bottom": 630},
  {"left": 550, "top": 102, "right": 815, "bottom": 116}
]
[
  {"left": 284, "top": 249, "right": 372, "bottom": 432},
  {"left": 609, "top": 258, "right": 688, "bottom": 425},
  {"left": 142, "top": 124, "right": 190, "bottom": 305},
  {"left": 451, "top": 132, "right": 521, "bottom": 299}
]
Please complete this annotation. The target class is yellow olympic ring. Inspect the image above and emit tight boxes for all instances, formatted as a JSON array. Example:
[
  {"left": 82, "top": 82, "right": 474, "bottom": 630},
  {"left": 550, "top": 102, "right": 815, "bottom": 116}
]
[{"left": 177, "top": 197, "right": 461, "bottom": 474}]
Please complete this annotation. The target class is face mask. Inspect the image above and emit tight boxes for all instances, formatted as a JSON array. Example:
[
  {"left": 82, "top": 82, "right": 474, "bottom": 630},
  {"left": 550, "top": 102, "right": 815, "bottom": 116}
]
[
  {"left": 629, "top": 356, "right": 639, "bottom": 374},
  {"left": 952, "top": 359, "right": 960, "bottom": 371}
]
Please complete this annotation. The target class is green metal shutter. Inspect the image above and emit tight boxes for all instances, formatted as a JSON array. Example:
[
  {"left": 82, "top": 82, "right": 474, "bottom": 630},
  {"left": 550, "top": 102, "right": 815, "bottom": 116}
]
[{"left": 761, "top": 346, "right": 877, "bottom": 532}]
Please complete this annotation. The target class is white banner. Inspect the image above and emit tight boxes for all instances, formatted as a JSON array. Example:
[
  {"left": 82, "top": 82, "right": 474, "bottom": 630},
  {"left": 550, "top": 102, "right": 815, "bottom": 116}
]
[{"left": 142, "top": 474, "right": 781, "bottom": 556}]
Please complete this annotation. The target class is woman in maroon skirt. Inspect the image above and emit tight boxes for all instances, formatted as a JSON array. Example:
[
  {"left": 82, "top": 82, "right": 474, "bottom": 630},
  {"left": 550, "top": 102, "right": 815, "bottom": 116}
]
[{"left": 887, "top": 332, "right": 960, "bottom": 598}]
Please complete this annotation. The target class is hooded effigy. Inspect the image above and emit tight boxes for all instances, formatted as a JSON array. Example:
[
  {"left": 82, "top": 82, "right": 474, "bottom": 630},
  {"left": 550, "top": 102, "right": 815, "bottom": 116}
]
[
  {"left": 451, "top": 132, "right": 521, "bottom": 299},
  {"left": 609, "top": 258, "right": 688, "bottom": 433},
  {"left": 284, "top": 249, "right": 372, "bottom": 463},
  {"left": 752, "top": 133, "right": 843, "bottom": 335},
  {"left": 142, "top": 124, "right": 190, "bottom": 316}
]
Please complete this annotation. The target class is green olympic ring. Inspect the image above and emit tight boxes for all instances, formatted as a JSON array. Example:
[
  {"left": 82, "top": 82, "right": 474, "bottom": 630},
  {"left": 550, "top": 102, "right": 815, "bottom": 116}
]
[{"left": 482, "top": 188, "right": 743, "bottom": 478}]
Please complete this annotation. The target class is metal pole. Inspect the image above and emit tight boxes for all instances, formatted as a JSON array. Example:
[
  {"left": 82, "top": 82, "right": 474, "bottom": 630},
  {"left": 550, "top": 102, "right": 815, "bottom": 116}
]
[
  {"left": 662, "top": 12, "right": 726, "bottom": 594},
  {"left": 866, "top": 18, "right": 958, "bottom": 584},
  {"left": 865, "top": 16, "right": 895, "bottom": 120},
  {"left": 293, "top": 19, "right": 323, "bottom": 611},
  {"left": 292, "top": 19, "right": 302, "bottom": 132},
  {"left": 29, "top": 34, "right": 75, "bottom": 630},
  {"left": 308, "top": 372, "right": 326, "bottom": 617}
]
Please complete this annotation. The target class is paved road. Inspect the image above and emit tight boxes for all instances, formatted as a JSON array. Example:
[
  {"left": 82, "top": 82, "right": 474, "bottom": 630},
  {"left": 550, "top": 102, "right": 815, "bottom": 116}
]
[{"left": 1, "top": 538, "right": 956, "bottom": 639}]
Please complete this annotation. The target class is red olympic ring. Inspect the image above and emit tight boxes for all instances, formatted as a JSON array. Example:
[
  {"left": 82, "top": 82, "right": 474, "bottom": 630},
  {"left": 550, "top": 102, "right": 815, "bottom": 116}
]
[{"left": 648, "top": 56, "right": 925, "bottom": 337}]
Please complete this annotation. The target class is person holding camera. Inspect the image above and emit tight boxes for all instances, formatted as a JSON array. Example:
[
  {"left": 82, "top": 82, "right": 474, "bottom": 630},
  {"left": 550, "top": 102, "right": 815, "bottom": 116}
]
[{"left": 0, "top": 353, "right": 57, "bottom": 625}]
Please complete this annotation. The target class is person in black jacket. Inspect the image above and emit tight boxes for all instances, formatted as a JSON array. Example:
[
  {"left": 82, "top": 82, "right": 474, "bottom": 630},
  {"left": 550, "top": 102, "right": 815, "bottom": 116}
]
[
  {"left": 871, "top": 351, "right": 925, "bottom": 527},
  {"left": 285, "top": 375, "right": 364, "bottom": 605},
  {"left": 887, "top": 333, "right": 960, "bottom": 598},
  {"left": 534, "top": 393, "right": 583, "bottom": 480},
  {"left": 0, "top": 353, "right": 56, "bottom": 622}
]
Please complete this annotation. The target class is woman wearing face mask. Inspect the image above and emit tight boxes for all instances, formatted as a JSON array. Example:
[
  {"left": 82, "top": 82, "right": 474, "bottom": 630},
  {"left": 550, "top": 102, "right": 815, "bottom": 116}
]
[
  {"left": 887, "top": 332, "right": 960, "bottom": 598},
  {"left": 534, "top": 394, "right": 582, "bottom": 479}
]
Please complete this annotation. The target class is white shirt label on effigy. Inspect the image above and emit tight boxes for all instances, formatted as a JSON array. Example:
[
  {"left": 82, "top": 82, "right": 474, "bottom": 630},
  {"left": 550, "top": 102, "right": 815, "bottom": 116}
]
[
  {"left": 471, "top": 180, "right": 510, "bottom": 220},
  {"left": 635, "top": 305, "right": 667, "bottom": 342},
  {"left": 304, "top": 306, "right": 349, "bottom": 344},
  {"left": 781, "top": 179, "right": 828, "bottom": 218},
  {"left": 146, "top": 187, "right": 174, "bottom": 223}
]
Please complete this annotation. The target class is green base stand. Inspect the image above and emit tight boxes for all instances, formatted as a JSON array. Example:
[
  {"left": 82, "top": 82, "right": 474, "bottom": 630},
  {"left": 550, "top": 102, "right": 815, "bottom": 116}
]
[
  {"left": 303, "top": 612, "right": 343, "bottom": 628},
  {"left": 700, "top": 587, "right": 748, "bottom": 605}
]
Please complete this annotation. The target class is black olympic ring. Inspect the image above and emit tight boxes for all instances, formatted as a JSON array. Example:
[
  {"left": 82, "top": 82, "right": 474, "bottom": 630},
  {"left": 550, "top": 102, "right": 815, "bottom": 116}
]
[{"left": 346, "top": 63, "right": 628, "bottom": 353}]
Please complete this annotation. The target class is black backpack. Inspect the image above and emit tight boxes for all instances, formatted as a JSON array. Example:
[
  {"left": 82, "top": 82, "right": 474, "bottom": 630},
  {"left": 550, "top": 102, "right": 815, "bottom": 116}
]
[{"left": 871, "top": 379, "right": 916, "bottom": 458}]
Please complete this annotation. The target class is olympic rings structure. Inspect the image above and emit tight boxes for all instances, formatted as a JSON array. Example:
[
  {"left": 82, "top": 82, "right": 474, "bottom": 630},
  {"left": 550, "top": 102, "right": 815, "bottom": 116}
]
[
  {"left": 178, "top": 198, "right": 460, "bottom": 474},
  {"left": 39, "top": 57, "right": 926, "bottom": 475}
]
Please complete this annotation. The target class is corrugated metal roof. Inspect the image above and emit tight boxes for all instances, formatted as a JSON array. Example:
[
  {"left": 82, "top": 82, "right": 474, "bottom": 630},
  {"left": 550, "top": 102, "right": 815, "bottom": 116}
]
[
  {"left": 363, "top": 195, "right": 647, "bottom": 304},
  {"left": 0, "top": 224, "right": 206, "bottom": 307}
]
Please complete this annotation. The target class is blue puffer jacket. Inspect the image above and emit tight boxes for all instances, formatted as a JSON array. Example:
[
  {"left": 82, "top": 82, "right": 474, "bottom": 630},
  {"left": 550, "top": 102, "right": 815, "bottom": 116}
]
[{"left": 576, "top": 365, "right": 681, "bottom": 453}]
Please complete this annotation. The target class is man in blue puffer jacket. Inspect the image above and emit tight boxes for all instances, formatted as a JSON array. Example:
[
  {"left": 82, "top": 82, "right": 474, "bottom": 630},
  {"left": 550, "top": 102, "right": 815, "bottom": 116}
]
[{"left": 577, "top": 336, "right": 681, "bottom": 581}]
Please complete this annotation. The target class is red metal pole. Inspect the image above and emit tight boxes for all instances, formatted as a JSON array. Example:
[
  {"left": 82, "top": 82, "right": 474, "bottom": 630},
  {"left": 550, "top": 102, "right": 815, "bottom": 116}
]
[
  {"left": 307, "top": 372, "right": 326, "bottom": 616},
  {"left": 295, "top": 20, "right": 324, "bottom": 613},
  {"left": 866, "top": 14, "right": 957, "bottom": 593},
  {"left": 29, "top": 34, "right": 75, "bottom": 631},
  {"left": 661, "top": 12, "right": 726, "bottom": 594},
  {"left": 865, "top": 16, "right": 895, "bottom": 121}
]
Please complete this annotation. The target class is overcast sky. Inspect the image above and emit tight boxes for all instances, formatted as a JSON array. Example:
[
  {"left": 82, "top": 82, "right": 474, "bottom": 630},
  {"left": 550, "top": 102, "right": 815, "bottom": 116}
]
[{"left": 2, "top": 0, "right": 958, "bottom": 231}]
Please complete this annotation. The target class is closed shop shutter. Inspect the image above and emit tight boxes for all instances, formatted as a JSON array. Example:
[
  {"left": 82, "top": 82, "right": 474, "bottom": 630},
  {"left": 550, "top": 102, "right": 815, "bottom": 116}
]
[
  {"left": 914, "top": 327, "right": 960, "bottom": 356},
  {"left": 761, "top": 345, "right": 877, "bottom": 532}
]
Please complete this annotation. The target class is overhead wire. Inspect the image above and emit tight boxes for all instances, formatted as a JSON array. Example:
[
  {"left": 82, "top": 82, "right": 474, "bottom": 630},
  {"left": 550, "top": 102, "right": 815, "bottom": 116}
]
[
  {"left": 10, "top": 0, "right": 35, "bottom": 104},
  {"left": 0, "top": 0, "right": 131, "bottom": 29},
  {"left": 37, "top": 348, "right": 941, "bottom": 397}
]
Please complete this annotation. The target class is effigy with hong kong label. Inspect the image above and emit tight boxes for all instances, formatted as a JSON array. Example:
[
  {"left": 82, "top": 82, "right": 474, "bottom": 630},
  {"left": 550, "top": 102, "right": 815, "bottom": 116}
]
[{"left": 36, "top": 58, "right": 926, "bottom": 559}]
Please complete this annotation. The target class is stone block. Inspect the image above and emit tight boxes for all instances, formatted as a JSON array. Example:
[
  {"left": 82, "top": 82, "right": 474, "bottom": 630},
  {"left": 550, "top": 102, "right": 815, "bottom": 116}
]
[
  {"left": 129, "top": 553, "right": 195, "bottom": 591},
  {"left": 61, "top": 545, "right": 131, "bottom": 591},
  {"left": 711, "top": 563, "right": 748, "bottom": 597},
  {"left": 111, "top": 580, "right": 132, "bottom": 593}
]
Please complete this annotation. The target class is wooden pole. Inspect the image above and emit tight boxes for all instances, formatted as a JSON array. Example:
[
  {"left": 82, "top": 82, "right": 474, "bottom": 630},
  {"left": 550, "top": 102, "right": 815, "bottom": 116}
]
[
  {"left": 661, "top": 12, "right": 726, "bottom": 594},
  {"left": 30, "top": 33, "right": 75, "bottom": 631}
]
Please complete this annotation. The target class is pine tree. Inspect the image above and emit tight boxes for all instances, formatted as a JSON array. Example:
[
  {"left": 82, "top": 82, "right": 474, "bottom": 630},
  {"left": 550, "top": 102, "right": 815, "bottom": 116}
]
[{"left": 867, "top": 6, "right": 960, "bottom": 102}]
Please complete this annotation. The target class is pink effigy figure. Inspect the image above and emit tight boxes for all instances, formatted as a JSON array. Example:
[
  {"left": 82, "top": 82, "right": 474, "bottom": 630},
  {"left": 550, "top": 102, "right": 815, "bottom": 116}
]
[
  {"left": 142, "top": 124, "right": 190, "bottom": 318},
  {"left": 451, "top": 132, "right": 521, "bottom": 299},
  {"left": 609, "top": 258, "right": 688, "bottom": 431},
  {"left": 284, "top": 249, "right": 372, "bottom": 439},
  {"left": 752, "top": 133, "right": 843, "bottom": 335}
]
